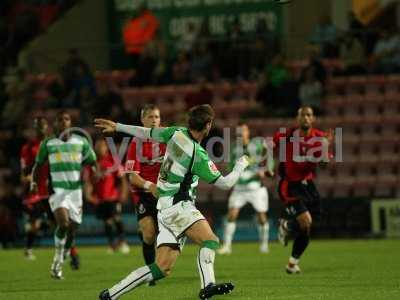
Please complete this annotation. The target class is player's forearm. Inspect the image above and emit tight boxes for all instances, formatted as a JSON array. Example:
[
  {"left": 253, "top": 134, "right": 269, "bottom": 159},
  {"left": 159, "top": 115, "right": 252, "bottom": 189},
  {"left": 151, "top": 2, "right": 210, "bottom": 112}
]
[
  {"left": 29, "top": 163, "right": 40, "bottom": 192},
  {"left": 214, "top": 160, "right": 248, "bottom": 190},
  {"left": 116, "top": 123, "right": 152, "bottom": 139},
  {"left": 128, "top": 173, "right": 154, "bottom": 190},
  {"left": 31, "top": 164, "right": 39, "bottom": 185}
]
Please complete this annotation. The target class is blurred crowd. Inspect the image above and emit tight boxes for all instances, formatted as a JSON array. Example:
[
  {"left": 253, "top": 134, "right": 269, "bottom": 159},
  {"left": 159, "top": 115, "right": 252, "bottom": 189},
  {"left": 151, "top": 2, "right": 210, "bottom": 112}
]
[{"left": 0, "top": 0, "right": 78, "bottom": 75}]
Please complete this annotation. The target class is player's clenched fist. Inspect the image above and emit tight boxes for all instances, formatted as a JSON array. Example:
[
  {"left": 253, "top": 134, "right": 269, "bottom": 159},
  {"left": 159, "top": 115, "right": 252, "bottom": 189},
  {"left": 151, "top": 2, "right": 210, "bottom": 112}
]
[{"left": 94, "top": 118, "right": 117, "bottom": 133}]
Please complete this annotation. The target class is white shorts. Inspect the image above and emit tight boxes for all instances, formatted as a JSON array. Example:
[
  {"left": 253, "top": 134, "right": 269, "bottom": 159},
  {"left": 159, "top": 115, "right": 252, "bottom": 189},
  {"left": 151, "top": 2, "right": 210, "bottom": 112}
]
[
  {"left": 228, "top": 187, "right": 269, "bottom": 213},
  {"left": 157, "top": 201, "right": 205, "bottom": 251},
  {"left": 49, "top": 189, "right": 83, "bottom": 224}
]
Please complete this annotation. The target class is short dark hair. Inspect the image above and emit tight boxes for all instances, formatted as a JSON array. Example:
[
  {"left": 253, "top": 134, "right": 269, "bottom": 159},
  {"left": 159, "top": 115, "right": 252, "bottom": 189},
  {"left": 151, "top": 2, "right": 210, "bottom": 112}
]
[
  {"left": 56, "top": 110, "right": 71, "bottom": 121},
  {"left": 188, "top": 104, "right": 214, "bottom": 131},
  {"left": 141, "top": 104, "right": 159, "bottom": 118}
]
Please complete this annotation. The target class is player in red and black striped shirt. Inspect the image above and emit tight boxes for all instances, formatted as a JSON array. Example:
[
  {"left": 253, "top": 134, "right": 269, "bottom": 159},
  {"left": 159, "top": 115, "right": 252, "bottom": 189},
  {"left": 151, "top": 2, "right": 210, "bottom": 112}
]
[
  {"left": 85, "top": 138, "right": 129, "bottom": 253},
  {"left": 20, "top": 117, "right": 51, "bottom": 260},
  {"left": 125, "top": 105, "right": 166, "bottom": 285},
  {"left": 273, "top": 106, "right": 333, "bottom": 274}
]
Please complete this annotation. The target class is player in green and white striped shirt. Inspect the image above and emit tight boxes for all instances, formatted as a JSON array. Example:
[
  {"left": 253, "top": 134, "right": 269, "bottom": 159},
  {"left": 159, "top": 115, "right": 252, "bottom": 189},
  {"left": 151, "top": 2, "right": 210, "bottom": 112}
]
[
  {"left": 218, "top": 122, "right": 274, "bottom": 255},
  {"left": 31, "top": 111, "right": 96, "bottom": 279},
  {"left": 95, "top": 105, "right": 249, "bottom": 300}
]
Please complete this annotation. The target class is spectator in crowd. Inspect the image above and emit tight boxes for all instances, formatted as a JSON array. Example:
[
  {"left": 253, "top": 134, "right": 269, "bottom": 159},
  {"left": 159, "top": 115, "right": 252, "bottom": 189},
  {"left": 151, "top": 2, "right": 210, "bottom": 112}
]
[
  {"left": 1, "top": 69, "right": 32, "bottom": 129},
  {"left": 190, "top": 43, "right": 212, "bottom": 81},
  {"left": 152, "top": 40, "right": 171, "bottom": 85},
  {"left": 301, "top": 48, "right": 327, "bottom": 84},
  {"left": 257, "top": 55, "right": 299, "bottom": 117},
  {"left": 60, "top": 48, "right": 95, "bottom": 98},
  {"left": 310, "top": 15, "right": 340, "bottom": 58},
  {"left": 299, "top": 67, "right": 323, "bottom": 113},
  {"left": 95, "top": 83, "right": 123, "bottom": 118},
  {"left": 133, "top": 44, "right": 156, "bottom": 87},
  {"left": 253, "top": 17, "right": 279, "bottom": 71},
  {"left": 122, "top": 4, "right": 159, "bottom": 68},
  {"left": 339, "top": 33, "right": 367, "bottom": 75},
  {"left": 347, "top": 11, "right": 378, "bottom": 56},
  {"left": 226, "top": 18, "right": 250, "bottom": 79},
  {"left": 266, "top": 53, "right": 290, "bottom": 89},
  {"left": 78, "top": 86, "right": 97, "bottom": 125},
  {"left": 179, "top": 22, "right": 197, "bottom": 53},
  {"left": 184, "top": 77, "right": 213, "bottom": 109},
  {"left": 371, "top": 29, "right": 400, "bottom": 74},
  {"left": 172, "top": 51, "right": 191, "bottom": 84}
]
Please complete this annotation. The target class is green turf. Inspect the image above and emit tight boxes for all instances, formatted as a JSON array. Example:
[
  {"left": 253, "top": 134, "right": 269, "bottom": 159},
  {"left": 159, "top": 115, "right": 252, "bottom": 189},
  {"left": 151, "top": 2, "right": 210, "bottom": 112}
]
[{"left": 0, "top": 240, "right": 399, "bottom": 300}]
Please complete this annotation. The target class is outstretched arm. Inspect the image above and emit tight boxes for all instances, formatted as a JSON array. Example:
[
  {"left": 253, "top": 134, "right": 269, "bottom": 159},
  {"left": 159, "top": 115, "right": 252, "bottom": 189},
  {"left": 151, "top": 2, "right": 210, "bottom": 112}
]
[{"left": 94, "top": 119, "right": 151, "bottom": 139}]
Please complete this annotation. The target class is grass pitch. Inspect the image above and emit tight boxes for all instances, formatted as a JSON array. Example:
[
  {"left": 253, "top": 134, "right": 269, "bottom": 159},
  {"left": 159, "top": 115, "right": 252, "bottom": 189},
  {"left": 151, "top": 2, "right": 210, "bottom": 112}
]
[{"left": 0, "top": 240, "right": 399, "bottom": 300}]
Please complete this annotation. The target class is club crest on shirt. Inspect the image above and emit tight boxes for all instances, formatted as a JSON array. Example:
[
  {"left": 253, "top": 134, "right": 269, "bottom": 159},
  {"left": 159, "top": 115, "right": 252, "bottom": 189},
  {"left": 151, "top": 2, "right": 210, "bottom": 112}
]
[
  {"left": 138, "top": 203, "right": 146, "bottom": 214},
  {"left": 208, "top": 161, "right": 218, "bottom": 174}
]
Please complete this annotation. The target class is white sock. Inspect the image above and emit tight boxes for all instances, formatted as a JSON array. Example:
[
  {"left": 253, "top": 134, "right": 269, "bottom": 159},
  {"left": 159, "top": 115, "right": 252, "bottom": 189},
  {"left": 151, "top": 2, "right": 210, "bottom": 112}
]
[
  {"left": 289, "top": 256, "right": 299, "bottom": 265},
  {"left": 197, "top": 247, "right": 216, "bottom": 289},
  {"left": 258, "top": 223, "right": 269, "bottom": 246},
  {"left": 54, "top": 234, "right": 66, "bottom": 264},
  {"left": 108, "top": 265, "right": 154, "bottom": 300},
  {"left": 223, "top": 222, "right": 236, "bottom": 247}
]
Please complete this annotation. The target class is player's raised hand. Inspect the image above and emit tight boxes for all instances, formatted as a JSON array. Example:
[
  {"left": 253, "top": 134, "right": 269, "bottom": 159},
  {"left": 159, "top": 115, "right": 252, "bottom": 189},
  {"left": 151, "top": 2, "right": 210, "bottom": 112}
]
[{"left": 94, "top": 118, "right": 117, "bottom": 133}]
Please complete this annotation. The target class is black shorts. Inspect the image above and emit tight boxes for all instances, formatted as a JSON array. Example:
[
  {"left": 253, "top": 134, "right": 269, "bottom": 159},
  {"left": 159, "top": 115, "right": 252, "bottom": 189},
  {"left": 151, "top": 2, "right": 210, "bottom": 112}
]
[
  {"left": 96, "top": 201, "right": 121, "bottom": 220},
  {"left": 279, "top": 180, "right": 321, "bottom": 218},
  {"left": 24, "top": 199, "right": 54, "bottom": 222},
  {"left": 136, "top": 192, "right": 158, "bottom": 222}
]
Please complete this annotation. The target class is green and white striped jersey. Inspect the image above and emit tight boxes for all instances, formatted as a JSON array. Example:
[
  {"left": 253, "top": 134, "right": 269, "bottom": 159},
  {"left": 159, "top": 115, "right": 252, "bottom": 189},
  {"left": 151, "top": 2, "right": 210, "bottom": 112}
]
[
  {"left": 35, "top": 134, "right": 96, "bottom": 192},
  {"left": 229, "top": 139, "right": 266, "bottom": 190},
  {"left": 150, "top": 127, "right": 221, "bottom": 210}
]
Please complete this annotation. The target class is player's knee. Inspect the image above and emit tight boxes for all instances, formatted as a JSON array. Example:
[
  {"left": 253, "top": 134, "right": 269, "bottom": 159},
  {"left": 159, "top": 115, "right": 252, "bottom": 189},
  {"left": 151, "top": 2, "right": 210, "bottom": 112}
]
[
  {"left": 257, "top": 213, "right": 267, "bottom": 225},
  {"left": 142, "top": 230, "right": 156, "bottom": 244},
  {"left": 58, "top": 220, "right": 69, "bottom": 232},
  {"left": 299, "top": 220, "right": 312, "bottom": 233},
  {"left": 227, "top": 208, "right": 239, "bottom": 222},
  {"left": 227, "top": 213, "right": 237, "bottom": 222}
]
